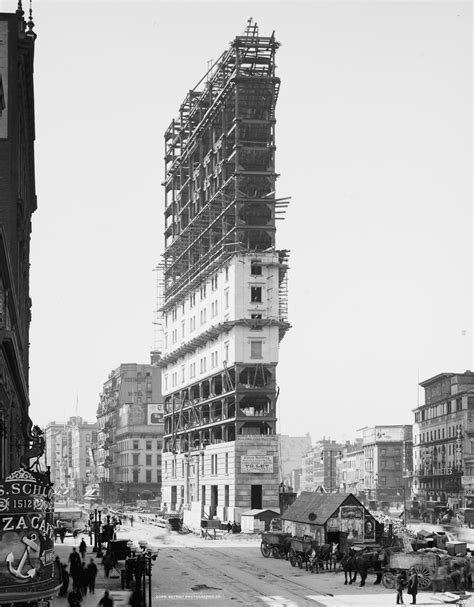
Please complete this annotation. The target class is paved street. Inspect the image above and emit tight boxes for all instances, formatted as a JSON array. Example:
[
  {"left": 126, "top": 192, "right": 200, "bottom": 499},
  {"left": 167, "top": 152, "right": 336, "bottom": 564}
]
[{"left": 50, "top": 519, "right": 474, "bottom": 607}]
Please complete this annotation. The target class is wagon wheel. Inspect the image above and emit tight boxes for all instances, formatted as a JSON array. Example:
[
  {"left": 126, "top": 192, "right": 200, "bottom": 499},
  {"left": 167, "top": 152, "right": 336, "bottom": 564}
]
[
  {"left": 382, "top": 571, "right": 396, "bottom": 589},
  {"left": 297, "top": 555, "right": 303, "bottom": 569},
  {"left": 260, "top": 542, "right": 271, "bottom": 558},
  {"left": 409, "top": 565, "right": 432, "bottom": 590},
  {"left": 272, "top": 546, "right": 281, "bottom": 559}
]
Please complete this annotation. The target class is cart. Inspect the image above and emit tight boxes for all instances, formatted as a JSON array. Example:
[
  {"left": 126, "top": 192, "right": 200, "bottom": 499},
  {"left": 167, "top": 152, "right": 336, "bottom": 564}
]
[
  {"left": 382, "top": 551, "right": 440, "bottom": 590},
  {"left": 260, "top": 531, "right": 292, "bottom": 559},
  {"left": 289, "top": 536, "right": 314, "bottom": 569}
]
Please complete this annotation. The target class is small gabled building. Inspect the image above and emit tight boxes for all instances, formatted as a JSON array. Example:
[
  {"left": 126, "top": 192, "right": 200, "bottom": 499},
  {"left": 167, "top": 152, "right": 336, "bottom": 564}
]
[{"left": 281, "top": 492, "right": 377, "bottom": 548}]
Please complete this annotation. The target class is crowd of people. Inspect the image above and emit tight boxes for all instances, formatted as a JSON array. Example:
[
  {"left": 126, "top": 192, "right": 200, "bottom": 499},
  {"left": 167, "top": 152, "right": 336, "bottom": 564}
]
[{"left": 55, "top": 541, "right": 116, "bottom": 607}]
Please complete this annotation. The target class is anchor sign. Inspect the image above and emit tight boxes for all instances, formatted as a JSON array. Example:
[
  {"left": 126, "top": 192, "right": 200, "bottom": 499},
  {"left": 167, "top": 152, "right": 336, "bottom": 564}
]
[{"left": 6, "top": 532, "right": 40, "bottom": 579}]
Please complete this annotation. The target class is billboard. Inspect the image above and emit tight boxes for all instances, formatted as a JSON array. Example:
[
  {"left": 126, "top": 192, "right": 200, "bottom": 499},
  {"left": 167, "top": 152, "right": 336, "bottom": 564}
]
[
  {"left": 340, "top": 505, "right": 364, "bottom": 541},
  {"left": 0, "top": 469, "right": 61, "bottom": 603},
  {"left": 147, "top": 403, "right": 164, "bottom": 425}
]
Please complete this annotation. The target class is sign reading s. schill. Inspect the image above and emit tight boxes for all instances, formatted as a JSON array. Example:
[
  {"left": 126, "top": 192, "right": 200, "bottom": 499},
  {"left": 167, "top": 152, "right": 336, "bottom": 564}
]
[{"left": 0, "top": 469, "right": 61, "bottom": 603}]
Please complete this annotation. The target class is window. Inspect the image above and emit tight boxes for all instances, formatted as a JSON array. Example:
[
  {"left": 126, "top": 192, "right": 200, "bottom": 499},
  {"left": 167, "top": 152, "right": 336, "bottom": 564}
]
[
  {"left": 133, "top": 440, "right": 139, "bottom": 450},
  {"left": 146, "top": 454, "right": 152, "bottom": 466},
  {"left": 200, "top": 357, "right": 207, "bottom": 374},
  {"left": 190, "top": 316, "right": 196, "bottom": 332},
  {"left": 172, "top": 372, "right": 177, "bottom": 387},
  {"left": 146, "top": 441, "right": 152, "bottom": 450},
  {"left": 211, "top": 351, "right": 219, "bottom": 368},
  {"left": 146, "top": 470, "right": 152, "bottom": 483},
  {"left": 250, "top": 340, "right": 263, "bottom": 359},
  {"left": 190, "top": 362, "right": 196, "bottom": 378},
  {"left": 211, "top": 454, "right": 218, "bottom": 475},
  {"left": 224, "top": 341, "right": 229, "bottom": 362},
  {"left": 133, "top": 470, "right": 139, "bottom": 483},
  {"left": 172, "top": 307, "right": 177, "bottom": 321},
  {"left": 211, "top": 274, "right": 218, "bottom": 291},
  {"left": 225, "top": 452, "right": 229, "bottom": 475},
  {"left": 200, "top": 309, "right": 207, "bottom": 325},
  {"left": 181, "top": 321, "right": 185, "bottom": 338},
  {"left": 224, "top": 289, "right": 229, "bottom": 309},
  {"left": 133, "top": 454, "right": 139, "bottom": 466},
  {"left": 181, "top": 302, "right": 185, "bottom": 315},
  {"left": 190, "top": 292, "right": 196, "bottom": 308},
  {"left": 251, "top": 313, "right": 263, "bottom": 330},
  {"left": 225, "top": 266, "right": 229, "bottom": 282},
  {"left": 251, "top": 260, "right": 262, "bottom": 275},
  {"left": 157, "top": 454, "right": 160, "bottom": 465},
  {"left": 251, "top": 286, "right": 262, "bottom": 302},
  {"left": 211, "top": 300, "right": 218, "bottom": 317},
  {"left": 200, "top": 284, "right": 207, "bottom": 300}
]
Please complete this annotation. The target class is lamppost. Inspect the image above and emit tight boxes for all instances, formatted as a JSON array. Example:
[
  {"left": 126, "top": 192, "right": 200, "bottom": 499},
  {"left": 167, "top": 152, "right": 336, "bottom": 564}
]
[
  {"left": 126, "top": 540, "right": 158, "bottom": 607},
  {"left": 92, "top": 508, "right": 103, "bottom": 557}
]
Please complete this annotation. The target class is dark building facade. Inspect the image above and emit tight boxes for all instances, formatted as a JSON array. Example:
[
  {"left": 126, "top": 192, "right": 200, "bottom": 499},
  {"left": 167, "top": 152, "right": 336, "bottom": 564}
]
[{"left": 0, "top": 5, "right": 37, "bottom": 476}]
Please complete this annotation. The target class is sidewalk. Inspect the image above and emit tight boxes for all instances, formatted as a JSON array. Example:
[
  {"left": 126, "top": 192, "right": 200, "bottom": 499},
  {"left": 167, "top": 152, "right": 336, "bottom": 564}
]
[{"left": 51, "top": 535, "right": 130, "bottom": 607}]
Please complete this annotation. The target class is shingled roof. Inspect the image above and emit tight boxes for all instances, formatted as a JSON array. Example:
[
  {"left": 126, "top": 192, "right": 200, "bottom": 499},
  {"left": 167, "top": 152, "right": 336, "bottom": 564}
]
[{"left": 282, "top": 492, "right": 360, "bottom": 524}]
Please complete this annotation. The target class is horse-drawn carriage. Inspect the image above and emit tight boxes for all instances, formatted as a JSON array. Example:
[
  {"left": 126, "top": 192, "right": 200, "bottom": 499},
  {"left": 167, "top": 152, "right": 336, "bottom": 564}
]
[
  {"left": 260, "top": 531, "right": 292, "bottom": 559},
  {"left": 381, "top": 551, "right": 440, "bottom": 590}
]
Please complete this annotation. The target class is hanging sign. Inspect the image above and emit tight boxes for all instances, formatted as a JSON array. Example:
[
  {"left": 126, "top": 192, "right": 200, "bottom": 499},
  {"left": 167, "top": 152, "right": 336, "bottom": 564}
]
[{"left": 0, "top": 469, "right": 61, "bottom": 603}]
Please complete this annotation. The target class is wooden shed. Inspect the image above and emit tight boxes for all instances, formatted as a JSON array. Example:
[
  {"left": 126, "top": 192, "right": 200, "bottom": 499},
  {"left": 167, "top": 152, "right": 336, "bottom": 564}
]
[
  {"left": 241, "top": 509, "right": 280, "bottom": 533},
  {"left": 281, "top": 492, "right": 377, "bottom": 546}
]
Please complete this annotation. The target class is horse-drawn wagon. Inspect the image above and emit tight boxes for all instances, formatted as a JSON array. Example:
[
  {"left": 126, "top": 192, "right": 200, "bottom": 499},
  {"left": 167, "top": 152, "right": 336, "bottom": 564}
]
[
  {"left": 289, "top": 536, "right": 315, "bottom": 569},
  {"left": 260, "top": 531, "right": 292, "bottom": 559},
  {"left": 382, "top": 551, "right": 439, "bottom": 590}
]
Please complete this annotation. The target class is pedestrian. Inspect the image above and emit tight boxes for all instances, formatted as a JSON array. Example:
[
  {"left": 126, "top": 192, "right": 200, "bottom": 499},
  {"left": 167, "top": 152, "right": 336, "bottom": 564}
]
[
  {"left": 396, "top": 572, "right": 405, "bottom": 604},
  {"left": 130, "top": 515, "right": 134, "bottom": 527},
  {"left": 59, "top": 564, "right": 70, "bottom": 596},
  {"left": 59, "top": 526, "right": 66, "bottom": 544},
  {"left": 86, "top": 558, "right": 98, "bottom": 594},
  {"left": 69, "top": 547, "right": 81, "bottom": 576},
  {"left": 79, "top": 562, "right": 88, "bottom": 597},
  {"left": 407, "top": 571, "right": 418, "bottom": 605},
  {"left": 73, "top": 529, "right": 79, "bottom": 540},
  {"left": 102, "top": 551, "right": 114, "bottom": 578},
  {"left": 79, "top": 538, "right": 87, "bottom": 560},
  {"left": 98, "top": 589, "right": 114, "bottom": 607},
  {"left": 226, "top": 521, "right": 232, "bottom": 533}
]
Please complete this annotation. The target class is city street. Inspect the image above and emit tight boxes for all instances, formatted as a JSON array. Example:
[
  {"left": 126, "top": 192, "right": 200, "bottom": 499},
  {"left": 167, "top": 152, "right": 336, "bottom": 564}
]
[{"left": 51, "top": 518, "right": 474, "bottom": 607}]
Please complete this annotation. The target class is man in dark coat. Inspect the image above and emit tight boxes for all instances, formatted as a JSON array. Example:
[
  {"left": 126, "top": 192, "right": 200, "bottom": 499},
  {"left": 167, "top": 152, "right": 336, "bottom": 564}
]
[
  {"left": 79, "top": 538, "right": 87, "bottom": 560},
  {"left": 87, "top": 558, "right": 98, "bottom": 594},
  {"left": 407, "top": 572, "right": 419, "bottom": 605}
]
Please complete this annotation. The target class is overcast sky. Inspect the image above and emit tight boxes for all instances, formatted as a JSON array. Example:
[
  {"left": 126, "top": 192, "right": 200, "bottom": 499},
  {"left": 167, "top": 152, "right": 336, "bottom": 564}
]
[{"left": 2, "top": 0, "right": 470, "bottom": 443}]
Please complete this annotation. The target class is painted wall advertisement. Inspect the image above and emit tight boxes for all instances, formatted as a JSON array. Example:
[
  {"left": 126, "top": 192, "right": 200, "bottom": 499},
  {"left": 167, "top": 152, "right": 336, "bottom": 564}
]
[
  {"left": 0, "top": 469, "right": 61, "bottom": 602},
  {"left": 148, "top": 403, "right": 164, "bottom": 425},
  {"left": 241, "top": 455, "right": 273, "bottom": 473}
]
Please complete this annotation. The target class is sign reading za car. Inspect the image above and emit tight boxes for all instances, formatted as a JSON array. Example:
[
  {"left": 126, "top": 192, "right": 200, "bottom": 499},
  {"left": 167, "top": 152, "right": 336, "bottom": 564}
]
[{"left": 241, "top": 455, "right": 273, "bottom": 473}]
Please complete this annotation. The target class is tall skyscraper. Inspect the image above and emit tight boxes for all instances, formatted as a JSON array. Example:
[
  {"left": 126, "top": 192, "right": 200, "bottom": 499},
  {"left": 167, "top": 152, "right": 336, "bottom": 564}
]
[
  {"left": 0, "top": 3, "right": 37, "bottom": 476},
  {"left": 160, "top": 21, "right": 290, "bottom": 526}
]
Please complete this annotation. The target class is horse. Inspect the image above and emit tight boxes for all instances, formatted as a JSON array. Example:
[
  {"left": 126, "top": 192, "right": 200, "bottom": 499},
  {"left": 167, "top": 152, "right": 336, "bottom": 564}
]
[{"left": 338, "top": 549, "right": 386, "bottom": 586}]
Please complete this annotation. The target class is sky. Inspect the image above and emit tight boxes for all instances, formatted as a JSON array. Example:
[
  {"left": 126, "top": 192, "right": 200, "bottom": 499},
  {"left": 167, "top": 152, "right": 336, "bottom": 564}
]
[{"left": 1, "top": 0, "right": 471, "bottom": 443}]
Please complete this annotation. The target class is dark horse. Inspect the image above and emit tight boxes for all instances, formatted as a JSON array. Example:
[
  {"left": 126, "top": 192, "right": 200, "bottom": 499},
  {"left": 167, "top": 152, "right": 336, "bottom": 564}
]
[{"left": 338, "top": 549, "right": 386, "bottom": 586}]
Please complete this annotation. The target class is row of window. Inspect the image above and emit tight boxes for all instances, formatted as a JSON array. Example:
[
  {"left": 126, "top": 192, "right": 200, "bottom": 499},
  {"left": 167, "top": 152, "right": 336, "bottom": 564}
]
[
  {"left": 164, "top": 262, "right": 264, "bottom": 329},
  {"left": 117, "top": 439, "right": 162, "bottom": 451},
  {"left": 415, "top": 424, "right": 463, "bottom": 444},
  {"left": 126, "top": 469, "right": 158, "bottom": 483},
  {"left": 164, "top": 341, "right": 263, "bottom": 390},
  {"left": 415, "top": 398, "right": 472, "bottom": 423},
  {"left": 122, "top": 453, "right": 161, "bottom": 466},
  {"left": 165, "top": 452, "right": 230, "bottom": 478}
]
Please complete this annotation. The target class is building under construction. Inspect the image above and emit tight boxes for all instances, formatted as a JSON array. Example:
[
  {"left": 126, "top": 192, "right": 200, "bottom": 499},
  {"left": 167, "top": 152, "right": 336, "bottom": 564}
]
[{"left": 160, "top": 21, "right": 290, "bottom": 527}]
